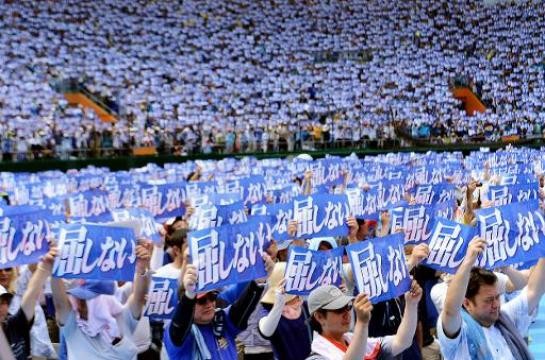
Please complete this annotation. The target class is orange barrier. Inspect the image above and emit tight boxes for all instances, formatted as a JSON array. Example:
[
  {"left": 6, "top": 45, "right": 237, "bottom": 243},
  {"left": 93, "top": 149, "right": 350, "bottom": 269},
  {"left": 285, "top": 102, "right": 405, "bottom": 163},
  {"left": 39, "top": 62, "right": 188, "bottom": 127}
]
[
  {"left": 132, "top": 146, "right": 157, "bottom": 156},
  {"left": 64, "top": 92, "right": 117, "bottom": 122},
  {"left": 501, "top": 135, "right": 520, "bottom": 143},
  {"left": 451, "top": 87, "right": 486, "bottom": 116}
]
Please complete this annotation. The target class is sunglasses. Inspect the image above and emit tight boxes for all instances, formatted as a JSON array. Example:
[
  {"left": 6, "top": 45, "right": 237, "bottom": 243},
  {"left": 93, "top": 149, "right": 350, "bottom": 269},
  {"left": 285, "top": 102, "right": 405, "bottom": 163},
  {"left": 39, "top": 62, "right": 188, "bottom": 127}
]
[
  {"left": 196, "top": 293, "right": 218, "bottom": 305},
  {"left": 0, "top": 268, "right": 13, "bottom": 272},
  {"left": 327, "top": 304, "right": 353, "bottom": 315}
]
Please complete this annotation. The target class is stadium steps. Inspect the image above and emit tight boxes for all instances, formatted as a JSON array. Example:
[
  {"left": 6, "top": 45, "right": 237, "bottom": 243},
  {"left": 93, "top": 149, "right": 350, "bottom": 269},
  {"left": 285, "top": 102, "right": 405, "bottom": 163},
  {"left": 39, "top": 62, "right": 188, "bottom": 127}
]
[
  {"left": 529, "top": 296, "right": 545, "bottom": 358},
  {"left": 64, "top": 92, "right": 117, "bottom": 122},
  {"left": 451, "top": 86, "right": 486, "bottom": 116}
]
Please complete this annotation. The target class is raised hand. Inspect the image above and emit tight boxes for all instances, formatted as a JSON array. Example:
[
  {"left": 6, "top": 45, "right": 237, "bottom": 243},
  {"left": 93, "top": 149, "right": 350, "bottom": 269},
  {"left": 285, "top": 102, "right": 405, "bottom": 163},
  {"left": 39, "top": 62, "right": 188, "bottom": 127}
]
[
  {"left": 404, "top": 280, "right": 423, "bottom": 306},
  {"left": 408, "top": 243, "right": 429, "bottom": 269},
  {"left": 466, "top": 236, "right": 487, "bottom": 263},
  {"left": 183, "top": 263, "right": 198, "bottom": 298},
  {"left": 353, "top": 293, "right": 373, "bottom": 324}
]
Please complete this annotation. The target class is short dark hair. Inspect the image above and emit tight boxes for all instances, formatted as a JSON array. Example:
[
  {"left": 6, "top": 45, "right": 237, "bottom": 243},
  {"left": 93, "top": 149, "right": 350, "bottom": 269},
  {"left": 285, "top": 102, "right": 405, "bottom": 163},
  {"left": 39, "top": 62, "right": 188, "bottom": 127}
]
[
  {"left": 466, "top": 267, "right": 497, "bottom": 300},
  {"left": 309, "top": 310, "right": 326, "bottom": 334},
  {"left": 165, "top": 228, "right": 187, "bottom": 249}
]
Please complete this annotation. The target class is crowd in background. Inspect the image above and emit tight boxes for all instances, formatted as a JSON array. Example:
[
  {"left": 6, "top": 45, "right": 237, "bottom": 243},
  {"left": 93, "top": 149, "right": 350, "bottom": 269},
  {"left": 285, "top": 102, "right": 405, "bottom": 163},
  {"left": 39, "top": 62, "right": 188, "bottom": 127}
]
[{"left": 1, "top": 0, "right": 545, "bottom": 160}]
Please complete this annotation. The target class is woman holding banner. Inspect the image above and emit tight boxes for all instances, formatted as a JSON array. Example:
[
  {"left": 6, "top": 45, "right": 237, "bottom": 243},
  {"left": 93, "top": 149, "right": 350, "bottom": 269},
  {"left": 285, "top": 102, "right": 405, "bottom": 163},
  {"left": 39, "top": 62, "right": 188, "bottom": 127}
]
[
  {"left": 305, "top": 281, "right": 422, "bottom": 360},
  {"left": 50, "top": 242, "right": 152, "bottom": 360},
  {"left": 258, "top": 262, "right": 312, "bottom": 360}
]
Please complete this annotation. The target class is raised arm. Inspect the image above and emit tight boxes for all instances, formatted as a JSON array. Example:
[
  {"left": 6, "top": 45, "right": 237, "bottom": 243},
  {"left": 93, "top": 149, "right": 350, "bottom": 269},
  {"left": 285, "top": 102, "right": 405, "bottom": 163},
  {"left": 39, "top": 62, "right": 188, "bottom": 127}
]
[
  {"left": 346, "top": 216, "right": 359, "bottom": 244},
  {"left": 502, "top": 266, "right": 529, "bottom": 293},
  {"left": 441, "top": 236, "right": 486, "bottom": 338},
  {"left": 343, "top": 294, "right": 372, "bottom": 360},
  {"left": 149, "top": 230, "right": 166, "bottom": 271},
  {"left": 169, "top": 263, "right": 198, "bottom": 346},
  {"left": 258, "top": 280, "right": 287, "bottom": 338},
  {"left": 127, "top": 242, "right": 152, "bottom": 319},
  {"left": 50, "top": 275, "right": 71, "bottom": 326},
  {"left": 303, "top": 170, "right": 313, "bottom": 195},
  {"left": 390, "top": 281, "right": 422, "bottom": 355},
  {"left": 21, "top": 245, "right": 58, "bottom": 322},
  {"left": 526, "top": 258, "right": 545, "bottom": 314},
  {"left": 463, "top": 180, "right": 478, "bottom": 225}
]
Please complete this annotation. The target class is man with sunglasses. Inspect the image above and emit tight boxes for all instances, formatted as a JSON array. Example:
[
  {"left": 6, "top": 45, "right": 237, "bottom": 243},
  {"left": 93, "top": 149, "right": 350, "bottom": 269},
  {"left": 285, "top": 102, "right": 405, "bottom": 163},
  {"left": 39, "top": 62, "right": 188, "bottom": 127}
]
[
  {"left": 164, "top": 257, "right": 272, "bottom": 360},
  {"left": 306, "top": 281, "right": 422, "bottom": 360}
]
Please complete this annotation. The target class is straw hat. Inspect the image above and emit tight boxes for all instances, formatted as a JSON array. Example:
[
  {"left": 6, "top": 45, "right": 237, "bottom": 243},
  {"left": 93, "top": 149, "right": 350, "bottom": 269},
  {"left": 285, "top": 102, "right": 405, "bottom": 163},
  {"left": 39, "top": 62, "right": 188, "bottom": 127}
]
[{"left": 261, "top": 262, "right": 296, "bottom": 305}]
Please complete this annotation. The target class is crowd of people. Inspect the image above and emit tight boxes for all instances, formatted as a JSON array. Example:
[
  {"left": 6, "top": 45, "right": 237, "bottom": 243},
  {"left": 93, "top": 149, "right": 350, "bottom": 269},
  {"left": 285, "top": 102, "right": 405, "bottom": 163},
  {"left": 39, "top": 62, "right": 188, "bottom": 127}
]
[
  {"left": 2, "top": 146, "right": 545, "bottom": 359},
  {"left": 1, "top": 0, "right": 545, "bottom": 160}
]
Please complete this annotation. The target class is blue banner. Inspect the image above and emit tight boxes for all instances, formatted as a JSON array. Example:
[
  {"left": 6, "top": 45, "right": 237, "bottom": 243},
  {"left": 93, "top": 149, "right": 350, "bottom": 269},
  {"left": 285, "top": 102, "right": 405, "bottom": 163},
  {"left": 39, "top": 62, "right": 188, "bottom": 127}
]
[
  {"left": 292, "top": 194, "right": 350, "bottom": 239},
  {"left": 320, "top": 159, "right": 345, "bottom": 187},
  {"left": 284, "top": 246, "right": 344, "bottom": 295},
  {"left": 377, "top": 180, "right": 405, "bottom": 209},
  {"left": 188, "top": 217, "right": 273, "bottom": 292},
  {"left": 346, "top": 188, "right": 380, "bottom": 220},
  {"left": 424, "top": 218, "right": 475, "bottom": 274},
  {"left": 144, "top": 276, "right": 179, "bottom": 320},
  {"left": 346, "top": 233, "right": 411, "bottom": 304},
  {"left": 270, "top": 184, "right": 299, "bottom": 204},
  {"left": 67, "top": 190, "right": 113, "bottom": 223},
  {"left": 413, "top": 183, "right": 456, "bottom": 205},
  {"left": 185, "top": 181, "right": 217, "bottom": 198},
  {"left": 191, "top": 202, "right": 248, "bottom": 231},
  {"left": 475, "top": 200, "right": 545, "bottom": 269},
  {"left": 207, "top": 192, "right": 242, "bottom": 205},
  {"left": 487, "top": 183, "right": 538, "bottom": 206},
  {"left": 52, "top": 223, "right": 137, "bottom": 280},
  {"left": 264, "top": 203, "right": 293, "bottom": 241},
  {"left": 390, "top": 204, "right": 436, "bottom": 243},
  {"left": 220, "top": 176, "right": 266, "bottom": 205},
  {"left": 107, "top": 184, "right": 142, "bottom": 209},
  {"left": 111, "top": 208, "right": 161, "bottom": 243},
  {"left": 141, "top": 183, "right": 186, "bottom": 220},
  {"left": 0, "top": 209, "right": 50, "bottom": 269}
]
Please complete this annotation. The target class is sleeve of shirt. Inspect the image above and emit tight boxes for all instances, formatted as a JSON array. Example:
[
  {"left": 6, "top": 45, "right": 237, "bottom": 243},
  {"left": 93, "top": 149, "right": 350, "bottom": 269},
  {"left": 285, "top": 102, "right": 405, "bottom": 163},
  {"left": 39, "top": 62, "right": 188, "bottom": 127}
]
[
  {"left": 436, "top": 313, "right": 470, "bottom": 359},
  {"left": 7, "top": 308, "right": 34, "bottom": 335},
  {"left": 120, "top": 305, "right": 140, "bottom": 336},
  {"left": 501, "top": 288, "right": 531, "bottom": 335},
  {"left": 376, "top": 336, "right": 395, "bottom": 358},
  {"left": 163, "top": 320, "right": 194, "bottom": 359}
]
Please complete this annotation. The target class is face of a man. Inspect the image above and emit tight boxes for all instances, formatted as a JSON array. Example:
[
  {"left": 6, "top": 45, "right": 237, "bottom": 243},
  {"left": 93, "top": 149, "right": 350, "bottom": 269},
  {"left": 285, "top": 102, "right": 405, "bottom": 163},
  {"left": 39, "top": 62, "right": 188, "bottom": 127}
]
[
  {"left": 464, "top": 284, "right": 501, "bottom": 327},
  {"left": 194, "top": 293, "right": 217, "bottom": 325}
]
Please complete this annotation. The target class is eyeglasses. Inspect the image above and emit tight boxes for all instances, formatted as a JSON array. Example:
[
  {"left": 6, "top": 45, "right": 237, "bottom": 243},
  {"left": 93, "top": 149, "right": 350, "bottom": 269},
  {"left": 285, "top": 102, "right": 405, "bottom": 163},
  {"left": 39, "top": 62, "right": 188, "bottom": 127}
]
[
  {"left": 196, "top": 293, "right": 218, "bottom": 305},
  {"left": 0, "top": 268, "right": 12, "bottom": 272},
  {"left": 327, "top": 304, "right": 353, "bottom": 315}
]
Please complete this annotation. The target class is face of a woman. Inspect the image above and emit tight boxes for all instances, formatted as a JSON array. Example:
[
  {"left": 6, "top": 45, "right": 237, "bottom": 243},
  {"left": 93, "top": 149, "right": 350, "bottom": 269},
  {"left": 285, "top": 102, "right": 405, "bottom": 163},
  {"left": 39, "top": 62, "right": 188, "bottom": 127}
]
[{"left": 316, "top": 304, "right": 353, "bottom": 337}]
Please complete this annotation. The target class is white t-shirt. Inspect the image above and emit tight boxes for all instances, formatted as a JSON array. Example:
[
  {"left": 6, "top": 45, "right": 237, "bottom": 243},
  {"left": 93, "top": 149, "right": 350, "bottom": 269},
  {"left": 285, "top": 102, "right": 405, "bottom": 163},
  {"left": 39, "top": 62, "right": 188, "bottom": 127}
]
[
  {"left": 437, "top": 288, "right": 531, "bottom": 360},
  {"left": 62, "top": 306, "right": 139, "bottom": 360},
  {"left": 153, "top": 263, "right": 181, "bottom": 279},
  {"left": 115, "top": 283, "right": 151, "bottom": 353}
]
